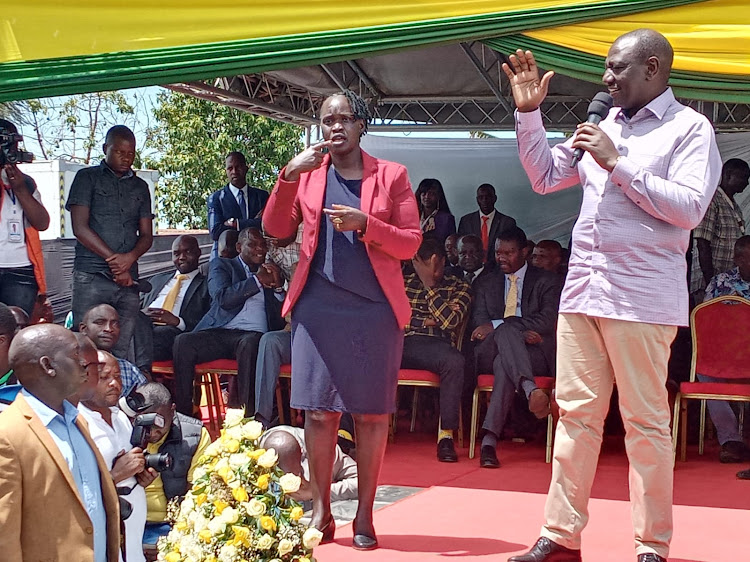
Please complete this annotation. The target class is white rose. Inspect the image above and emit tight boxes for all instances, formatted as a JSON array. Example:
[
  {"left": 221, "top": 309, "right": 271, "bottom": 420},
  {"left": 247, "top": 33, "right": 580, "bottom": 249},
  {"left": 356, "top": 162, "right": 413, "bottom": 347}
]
[
  {"left": 302, "top": 527, "right": 323, "bottom": 550},
  {"left": 227, "top": 477, "right": 241, "bottom": 489},
  {"left": 213, "top": 457, "right": 230, "bottom": 473},
  {"left": 257, "top": 533, "right": 275, "bottom": 550},
  {"left": 243, "top": 498, "right": 266, "bottom": 517},
  {"left": 279, "top": 473, "right": 301, "bottom": 494},
  {"left": 224, "top": 408, "right": 245, "bottom": 428},
  {"left": 218, "top": 544, "right": 237, "bottom": 562},
  {"left": 208, "top": 517, "right": 226, "bottom": 536},
  {"left": 203, "top": 440, "right": 223, "bottom": 457},
  {"left": 257, "top": 448, "right": 278, "bottom": 468},
  {"left": 225, "top": 424, "right": 244, "bottom": 441},
  {"left": 277, "top": 538, "right": 294, "bottom": 556},
  {"left": 180, "top": 495, "right": 195, "bottom": 516},
  {"left": 242, "top": 420, "right": 264, "bottom": 440},
  {"left": 219, "top": 506, "right": 240, "bottom": 525},
  {"left": 191, "top": 465, "right": 208, "bottom": 481}
]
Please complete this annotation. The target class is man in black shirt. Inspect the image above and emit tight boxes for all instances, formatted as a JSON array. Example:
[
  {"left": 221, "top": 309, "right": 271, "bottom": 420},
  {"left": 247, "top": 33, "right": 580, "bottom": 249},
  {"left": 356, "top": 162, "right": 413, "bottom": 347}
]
[{"left": 66, "top": 125, "right": 153, "bottom": 359}]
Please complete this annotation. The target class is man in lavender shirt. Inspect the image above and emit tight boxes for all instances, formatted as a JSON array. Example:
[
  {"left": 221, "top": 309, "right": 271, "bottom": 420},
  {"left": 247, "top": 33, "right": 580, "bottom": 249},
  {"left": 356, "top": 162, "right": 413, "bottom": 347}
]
[{"left": 503, "top": 30, "right": 722, "bottom": 562}]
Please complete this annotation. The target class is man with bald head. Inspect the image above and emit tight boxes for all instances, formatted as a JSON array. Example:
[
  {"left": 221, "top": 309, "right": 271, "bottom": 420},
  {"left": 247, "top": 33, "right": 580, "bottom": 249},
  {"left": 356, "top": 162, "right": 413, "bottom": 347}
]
[
  {"left": 504, "top": 29, "right": 722, "bottom": 562},
  {"left": 259, "top": 424, "right": 358, "bottom": 504},
  {"left": 0, "top": 324, "right": 120, "bottom": 561},
  {"left": 81, "top": 303, "right": 148, "bottom": 396},
  {"left": 139, "top": 234, "right": 210, "bottom": 363}
]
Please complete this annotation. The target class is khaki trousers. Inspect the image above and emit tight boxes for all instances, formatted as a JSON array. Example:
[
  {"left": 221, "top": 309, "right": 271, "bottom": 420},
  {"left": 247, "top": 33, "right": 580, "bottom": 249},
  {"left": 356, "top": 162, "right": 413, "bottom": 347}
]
[{"left": 541, "top": 313, "right": 677, "bottom": 558}]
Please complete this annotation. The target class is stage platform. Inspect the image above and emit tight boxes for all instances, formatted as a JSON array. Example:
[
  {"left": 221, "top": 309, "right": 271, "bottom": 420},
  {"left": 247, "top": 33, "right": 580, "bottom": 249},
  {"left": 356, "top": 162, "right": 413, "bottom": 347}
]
[{"left": 313, "top": 432, "right": 750, "bottom": 562}]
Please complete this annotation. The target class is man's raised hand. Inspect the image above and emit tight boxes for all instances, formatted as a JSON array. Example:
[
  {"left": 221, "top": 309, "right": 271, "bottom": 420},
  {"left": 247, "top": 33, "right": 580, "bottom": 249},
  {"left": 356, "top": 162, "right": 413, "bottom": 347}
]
[{"left": 501, "top": 49, "right": 554, "bottom": 113}]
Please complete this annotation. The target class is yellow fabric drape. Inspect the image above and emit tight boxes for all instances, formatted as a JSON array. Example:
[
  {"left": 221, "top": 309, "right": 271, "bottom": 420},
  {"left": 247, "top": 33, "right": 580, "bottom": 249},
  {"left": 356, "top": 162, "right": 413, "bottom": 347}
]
[
  {"left": 3, "top": 0, "right": 613, "bottom": 63},
  {"left": 526, "top": 0, "right": 750, "bottom": 75}
]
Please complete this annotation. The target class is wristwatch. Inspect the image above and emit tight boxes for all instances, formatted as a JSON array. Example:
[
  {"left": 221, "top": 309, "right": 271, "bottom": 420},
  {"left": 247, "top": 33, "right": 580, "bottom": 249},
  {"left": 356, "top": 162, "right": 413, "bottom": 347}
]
[{"left": 273, "top": 287, "right": 285, "bottom": 294}]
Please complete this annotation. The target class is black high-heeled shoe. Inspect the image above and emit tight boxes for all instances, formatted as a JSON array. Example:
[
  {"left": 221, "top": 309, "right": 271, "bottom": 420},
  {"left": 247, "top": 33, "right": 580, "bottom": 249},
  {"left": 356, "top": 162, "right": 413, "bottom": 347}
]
[
  {"left": 312, "top": 516, "right": 336, "bottom": 544},
  {"left": 352, "top": 520, "right": 378, "bottom": 551}
]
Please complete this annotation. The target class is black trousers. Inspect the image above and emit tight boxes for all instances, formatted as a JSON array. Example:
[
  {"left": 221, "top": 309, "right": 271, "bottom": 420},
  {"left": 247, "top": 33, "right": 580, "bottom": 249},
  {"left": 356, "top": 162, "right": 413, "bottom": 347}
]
[
  {"left": 400, "top": 335, "right": 464, "bottom": 430},
  {"left": 474, "top": 323, "right": 549, "bottom": 437},
  {"left": 173, "top": 328, "right": 263, "bottom": 415}
]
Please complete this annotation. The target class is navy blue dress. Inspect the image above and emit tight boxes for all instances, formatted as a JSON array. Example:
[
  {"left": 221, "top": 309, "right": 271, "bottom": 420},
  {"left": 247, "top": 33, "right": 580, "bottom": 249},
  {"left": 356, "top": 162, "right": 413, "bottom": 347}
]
[{"left": 290, "top": 166, "right": 403, "bottom": 414}]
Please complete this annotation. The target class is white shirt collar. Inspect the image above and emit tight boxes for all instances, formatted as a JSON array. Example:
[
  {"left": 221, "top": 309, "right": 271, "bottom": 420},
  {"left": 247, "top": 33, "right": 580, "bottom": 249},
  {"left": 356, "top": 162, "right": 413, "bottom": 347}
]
[
  {"left": 480, "top": 209, "right": 496, "bottom": 223},
  {"left": 507, "top": 261, "right": 528, "bottom": 282},
  {"left": 175, "top": 268, "right": 200, "bottom": 281},
  {"left": 228, "top": 183, "right": 248, "bottom": 198}
]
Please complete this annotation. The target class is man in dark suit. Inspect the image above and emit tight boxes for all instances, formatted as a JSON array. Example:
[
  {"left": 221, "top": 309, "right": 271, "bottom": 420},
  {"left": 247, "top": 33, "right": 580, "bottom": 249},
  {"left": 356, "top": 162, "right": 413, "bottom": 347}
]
[
  {"left": 140, "top": 235, "right": 210, "bottom": 362},
  {"left": 173, "top": 228, "right": 286, "bottom": 415},
  {"left": 457, "top": 183, "right": 517, "bottom": 263},
  {"left": 207, "top": 152, "right": 269, "bottom": 259},
  {"left": 457, "top": 234, "right": 493, "bottom": 285},
  {"left": 471, "top": 226, "right": 562, "bottom": 468}
]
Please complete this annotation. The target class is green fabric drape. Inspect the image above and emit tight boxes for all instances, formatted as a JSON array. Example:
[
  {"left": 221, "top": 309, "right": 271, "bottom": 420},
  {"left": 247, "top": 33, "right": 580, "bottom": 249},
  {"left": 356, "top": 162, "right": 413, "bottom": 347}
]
[
  {"left": 0, "top": 0, "right": 701, "bottom": 102},
  {"left": 485, "top": 35, "right": 750, "bottom": 103}
]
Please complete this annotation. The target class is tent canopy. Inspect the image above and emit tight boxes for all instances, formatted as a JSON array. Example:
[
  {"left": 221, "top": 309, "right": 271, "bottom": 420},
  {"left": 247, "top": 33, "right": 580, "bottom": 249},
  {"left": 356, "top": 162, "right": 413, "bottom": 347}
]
[{"left": 5, "top": 0, "right": 749, "bottom": 130}]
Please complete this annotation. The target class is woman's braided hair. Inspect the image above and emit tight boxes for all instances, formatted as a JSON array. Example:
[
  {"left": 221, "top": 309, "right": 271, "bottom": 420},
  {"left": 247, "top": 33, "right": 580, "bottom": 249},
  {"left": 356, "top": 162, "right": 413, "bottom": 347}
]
[{"left": 324, "top": 90, "right": 371, "bottom": 137}]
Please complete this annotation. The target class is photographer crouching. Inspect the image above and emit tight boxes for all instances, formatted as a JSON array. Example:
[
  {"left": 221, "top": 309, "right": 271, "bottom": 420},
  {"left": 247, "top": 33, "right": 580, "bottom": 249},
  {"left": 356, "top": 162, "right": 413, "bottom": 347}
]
[{"left": 121, "top": 382, "right": 211, "bottom": 549}]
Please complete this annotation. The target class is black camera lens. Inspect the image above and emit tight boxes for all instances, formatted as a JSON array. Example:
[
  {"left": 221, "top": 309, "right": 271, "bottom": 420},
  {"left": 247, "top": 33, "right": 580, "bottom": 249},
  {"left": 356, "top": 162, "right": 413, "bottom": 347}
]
[{"left": 145, "top": 452, "right": 173, "bottom": 472}]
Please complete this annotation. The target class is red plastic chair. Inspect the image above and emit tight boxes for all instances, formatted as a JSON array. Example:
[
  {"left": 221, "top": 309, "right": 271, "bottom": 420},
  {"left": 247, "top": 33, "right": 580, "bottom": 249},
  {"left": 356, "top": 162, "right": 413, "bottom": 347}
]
[
  {"left": 469, "top": 374, "right": 556, "bottom": 463},
  {"left": 672, "top": 296, "right": 750, "bottom": 461},
  {"left": 394, "top": 368, "right": 464, "bottom": 447},
  {"left": 194, "top": 359, "right": 238, "bottom": 431}
]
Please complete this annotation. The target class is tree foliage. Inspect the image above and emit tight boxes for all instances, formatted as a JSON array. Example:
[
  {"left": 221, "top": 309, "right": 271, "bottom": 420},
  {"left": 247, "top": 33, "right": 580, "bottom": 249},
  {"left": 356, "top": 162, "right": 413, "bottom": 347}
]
[
  {"left": 145, "top": 91, "right": 303, "bottom": 229},
  {"left": 9, "top": 92, "right": 143, "bottom": 164}
]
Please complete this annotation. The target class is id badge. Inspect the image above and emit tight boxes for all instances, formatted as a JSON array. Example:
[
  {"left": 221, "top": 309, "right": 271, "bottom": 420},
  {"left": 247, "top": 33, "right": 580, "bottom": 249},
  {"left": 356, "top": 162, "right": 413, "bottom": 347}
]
[{"left": 7, "top": 218, "right": 22, "bottom": 243}]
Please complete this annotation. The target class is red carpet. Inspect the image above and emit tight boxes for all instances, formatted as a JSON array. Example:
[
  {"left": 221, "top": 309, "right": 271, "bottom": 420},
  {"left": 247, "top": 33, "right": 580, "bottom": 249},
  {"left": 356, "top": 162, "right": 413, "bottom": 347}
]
[{"left": 315, "top": 433, "right": 750, "bottom": 561}]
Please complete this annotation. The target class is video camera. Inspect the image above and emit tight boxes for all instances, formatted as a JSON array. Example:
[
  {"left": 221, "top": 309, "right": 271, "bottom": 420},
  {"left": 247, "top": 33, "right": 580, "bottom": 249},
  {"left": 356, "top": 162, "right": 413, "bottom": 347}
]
[
  {"left": 119, "top": 387, "right": 173, "bottom": 472},
  {"left": 0, "top": 128, "right": 33, "bottom": 167}
]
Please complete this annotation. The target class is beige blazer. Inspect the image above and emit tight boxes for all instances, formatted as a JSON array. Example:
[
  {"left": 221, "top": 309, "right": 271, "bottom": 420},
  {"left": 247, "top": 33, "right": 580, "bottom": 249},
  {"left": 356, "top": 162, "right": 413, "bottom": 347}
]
[{"left": 0, "top": 394, "right": 120, "bottom": 562}]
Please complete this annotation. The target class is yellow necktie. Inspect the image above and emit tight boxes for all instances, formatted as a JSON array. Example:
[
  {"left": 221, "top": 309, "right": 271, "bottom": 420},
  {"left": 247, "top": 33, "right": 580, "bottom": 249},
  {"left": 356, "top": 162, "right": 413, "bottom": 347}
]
[
  {"left": 161, "top": 274, "right": 189, "bottom": 313},
  {"left": 504, "top": 274, "right": 518, "bottom": 318}
]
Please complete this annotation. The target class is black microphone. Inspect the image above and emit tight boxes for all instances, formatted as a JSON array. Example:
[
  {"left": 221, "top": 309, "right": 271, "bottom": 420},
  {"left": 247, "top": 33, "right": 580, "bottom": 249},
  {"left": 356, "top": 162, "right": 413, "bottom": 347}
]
[{"left": 570, "top": 92, "right": 613, "bottom": 168}]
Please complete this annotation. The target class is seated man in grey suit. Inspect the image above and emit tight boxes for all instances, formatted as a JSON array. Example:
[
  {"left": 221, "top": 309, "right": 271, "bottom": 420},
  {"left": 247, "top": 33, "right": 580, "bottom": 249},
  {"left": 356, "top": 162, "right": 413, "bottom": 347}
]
[
  {"left": 457, "top": 183, "right": 517, "bottom": 264},
  {"left": 173, "top": 228, "right": 285, "bottom": 415},
  {"left": 471, "top": 226, "right": 562, "bottom": 468},
  {"left": 139, "top": 235, "right": 210, "bottom": 363}
]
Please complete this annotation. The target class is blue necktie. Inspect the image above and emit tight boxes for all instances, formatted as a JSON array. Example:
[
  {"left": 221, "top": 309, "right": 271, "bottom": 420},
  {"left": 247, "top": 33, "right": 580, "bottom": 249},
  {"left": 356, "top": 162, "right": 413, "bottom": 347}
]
[{"left": 237, "top": 189, "right": 247, "bottom": 220}]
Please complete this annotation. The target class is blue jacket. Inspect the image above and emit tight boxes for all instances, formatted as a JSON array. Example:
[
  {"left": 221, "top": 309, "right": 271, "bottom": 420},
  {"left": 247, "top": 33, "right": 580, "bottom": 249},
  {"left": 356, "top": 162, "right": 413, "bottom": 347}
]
[
  {"left": 207, "top": 185, "right": 269, "bottom": 257},
  {"left": 194, "top": 257, "right": 285, "bottom": 332}
]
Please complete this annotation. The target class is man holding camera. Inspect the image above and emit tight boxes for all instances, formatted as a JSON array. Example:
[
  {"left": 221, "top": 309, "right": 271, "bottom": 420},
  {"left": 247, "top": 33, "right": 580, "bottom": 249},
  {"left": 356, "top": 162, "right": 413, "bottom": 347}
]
[
  {"left": 80, "top": 350, "right": 155, "bottom": 562},
  {"left": 130, "top": 382, "right": 210, "bottom": 544},
  {"left": 0, "top": 119, "right": 50, "bottom": 317}
]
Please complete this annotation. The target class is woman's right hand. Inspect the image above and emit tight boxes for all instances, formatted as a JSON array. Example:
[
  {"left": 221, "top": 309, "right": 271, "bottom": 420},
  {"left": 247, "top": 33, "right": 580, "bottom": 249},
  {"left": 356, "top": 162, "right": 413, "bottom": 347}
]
[{"left": 283, "top": 140, "right": 333, "bottom": 182}]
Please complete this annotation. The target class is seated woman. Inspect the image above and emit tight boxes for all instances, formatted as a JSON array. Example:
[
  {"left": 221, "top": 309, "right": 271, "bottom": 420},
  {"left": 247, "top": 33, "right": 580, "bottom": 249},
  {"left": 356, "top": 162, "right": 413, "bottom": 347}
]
[{"left": 415, "top": 178, "right": 456, "bottom": 245}]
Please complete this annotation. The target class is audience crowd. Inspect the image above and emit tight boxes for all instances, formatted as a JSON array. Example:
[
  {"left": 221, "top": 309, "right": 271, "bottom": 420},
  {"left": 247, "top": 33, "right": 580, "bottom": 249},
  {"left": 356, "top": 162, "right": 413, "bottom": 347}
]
[{"left": 0, "top": 107, "right": 748, "bottom": 560}]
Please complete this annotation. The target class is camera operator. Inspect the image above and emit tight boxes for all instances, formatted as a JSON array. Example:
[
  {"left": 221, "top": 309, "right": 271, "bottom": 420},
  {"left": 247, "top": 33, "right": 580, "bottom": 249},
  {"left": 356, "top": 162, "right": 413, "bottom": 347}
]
[
  {"left": 133, "top": 382, "right": 211, "bottom": 545},
  {"left": 79, "top": 350, "right": 155, "bottom": 562},
  {"left": 0, "top": 119, "right": 50, "bottom": 317}
]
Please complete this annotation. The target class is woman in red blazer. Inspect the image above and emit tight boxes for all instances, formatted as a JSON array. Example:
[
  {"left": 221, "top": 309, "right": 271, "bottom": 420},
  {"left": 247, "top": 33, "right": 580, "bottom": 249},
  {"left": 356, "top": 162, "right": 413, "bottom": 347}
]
[{"left": 263, "top": 91, "right": 421, "bottom": 550}]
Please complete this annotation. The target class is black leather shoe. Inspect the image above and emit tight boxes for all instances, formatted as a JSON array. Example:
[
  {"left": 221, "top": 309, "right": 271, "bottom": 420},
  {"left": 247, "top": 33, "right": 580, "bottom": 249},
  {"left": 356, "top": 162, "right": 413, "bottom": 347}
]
[
  {"left": 737, "top": 467, "right": 750, "bottom": 479},
  {"left": 352, "top": 533, "right": 378, "bottom": 550},
  {"left": 437, "top": 437, "right": 458, "bottom": 462},
  {"left": 509, "top": 537, "right": 582, "bottom": 561},
  {"left": 637, "top": 554, "right": 666, "bottom": 562},
  {"left": 480, "top": 445, "right": 500, "bottom": 468},
  {"left": 719, "top": 440, "right": 750, "bottom": 463}
]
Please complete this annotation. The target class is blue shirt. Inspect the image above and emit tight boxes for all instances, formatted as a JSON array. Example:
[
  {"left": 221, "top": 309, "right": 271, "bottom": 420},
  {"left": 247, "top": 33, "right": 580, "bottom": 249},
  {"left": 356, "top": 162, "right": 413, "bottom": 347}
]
[
  {"left": 492, "top": 262, "right": 528, "bottom": 328},
  {"left": 704, "top": 266, "right": 750, "bottom": 301},
  {"left": 223, "top": 256, "right": 270, "bottom": 333},
  {"left": 117, "top": 358, "right": 147, "bottom": 397},
  {"left": 21, "top": 389, "right": 107, "bottom": 562}
]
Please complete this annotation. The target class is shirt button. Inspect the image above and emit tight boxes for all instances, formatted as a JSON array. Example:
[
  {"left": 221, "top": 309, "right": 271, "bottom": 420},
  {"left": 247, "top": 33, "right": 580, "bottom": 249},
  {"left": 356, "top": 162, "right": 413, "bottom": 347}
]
[{"left": 595, "top": 218, "right": 601, "bottom": 224}]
